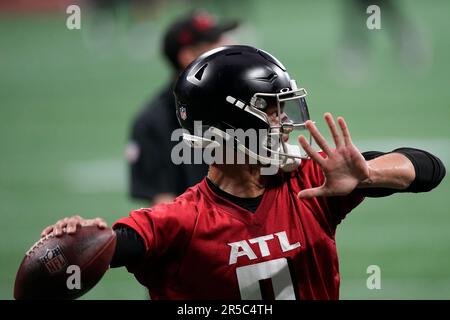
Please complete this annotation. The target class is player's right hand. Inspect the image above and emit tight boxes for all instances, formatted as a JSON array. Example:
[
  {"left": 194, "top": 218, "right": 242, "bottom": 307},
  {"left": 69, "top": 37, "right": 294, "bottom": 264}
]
[
  {"left": 297, "top": 113, "right": 370, "bottom": 199},
  {"left": 40, "top": 215, "right": 107, "bottom": 238}
]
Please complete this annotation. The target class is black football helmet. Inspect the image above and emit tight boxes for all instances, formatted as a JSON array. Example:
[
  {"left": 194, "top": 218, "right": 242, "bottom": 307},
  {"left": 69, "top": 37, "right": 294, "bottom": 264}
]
[{"left": 174, "top": 45, "right": 311, "bottom": 170}]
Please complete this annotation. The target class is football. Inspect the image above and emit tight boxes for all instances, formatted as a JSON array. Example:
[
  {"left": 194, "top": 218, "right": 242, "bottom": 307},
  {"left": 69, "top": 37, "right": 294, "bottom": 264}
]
[{"left": 14, "top": 226, "right": 116, "bottom": 300}]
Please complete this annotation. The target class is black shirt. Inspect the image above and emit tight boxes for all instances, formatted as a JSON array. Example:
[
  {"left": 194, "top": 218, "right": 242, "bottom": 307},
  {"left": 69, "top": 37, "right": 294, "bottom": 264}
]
[
  {"left": 206, "top": 177, "right": 263, "bottom": 213},
  {"left": 127, "top": 83, "right": 208, "bottom": 202}
]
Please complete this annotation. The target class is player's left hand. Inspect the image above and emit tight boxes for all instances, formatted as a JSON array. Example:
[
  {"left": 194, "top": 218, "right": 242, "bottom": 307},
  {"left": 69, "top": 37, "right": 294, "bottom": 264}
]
[{"left": 297, "top": 113, "right": 370, "bottom": 199}]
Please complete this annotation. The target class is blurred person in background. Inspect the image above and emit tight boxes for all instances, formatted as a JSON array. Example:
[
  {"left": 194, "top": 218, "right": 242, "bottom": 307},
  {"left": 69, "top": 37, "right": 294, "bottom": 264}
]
[{"left": 126, "top": 10, "right": 239, "bottom": 205}]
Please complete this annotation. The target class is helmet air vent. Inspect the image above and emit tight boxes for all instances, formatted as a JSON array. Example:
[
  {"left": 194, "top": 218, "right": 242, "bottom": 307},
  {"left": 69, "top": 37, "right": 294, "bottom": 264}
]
[
  {"left": 255, "top": 72, "right": 278, "bottom": 82},
  {"left": 194, "top": 63, "right": 208, "bottom": 81}
]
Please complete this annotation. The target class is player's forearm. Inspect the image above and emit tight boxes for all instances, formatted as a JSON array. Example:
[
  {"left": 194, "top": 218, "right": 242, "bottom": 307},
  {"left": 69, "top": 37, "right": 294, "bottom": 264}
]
[
  {"left": 358, "top": 148, "right": 446, "bottom": 194},
  {"left": 359, "top": 153, "right": 416, "bottom": 190}
]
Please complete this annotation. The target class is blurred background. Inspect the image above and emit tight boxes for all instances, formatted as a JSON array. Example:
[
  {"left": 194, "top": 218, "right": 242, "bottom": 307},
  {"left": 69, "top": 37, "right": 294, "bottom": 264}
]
[{"left": 1, "top": 0, "right": 449, "bottom": 299}]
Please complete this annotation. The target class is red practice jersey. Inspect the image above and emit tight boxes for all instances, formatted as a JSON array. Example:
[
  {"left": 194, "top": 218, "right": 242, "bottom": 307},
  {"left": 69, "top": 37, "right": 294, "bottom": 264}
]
[{"left": 114, "top": 158, "right": 364, "bottom": 299}]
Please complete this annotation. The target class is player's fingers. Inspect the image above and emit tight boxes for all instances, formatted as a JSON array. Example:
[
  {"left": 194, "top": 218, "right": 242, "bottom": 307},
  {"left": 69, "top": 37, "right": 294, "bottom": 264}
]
[
  {"left": 81, "top": 218, "right": 107, "bottom": 229},
  {"left": 66, "top": 219, "right": 80, "bottom": 234},
  {"left": 53, "top": 221, "right": 67, "bottom": 237},
  {"left": 324, "top": 113, "right": 342, "bottom": 148},
  {"left": 297, "top": 186, "right": 327, "bottom": 199},
  {"left": 65, "top": 215, "right": 85, "bottom": 233},
  {"left": 305, "top": 120, "right": 333, "bottom": 156},
  {"left": 93, "top": 218, "right": 107, "bottom": 229},
  {"left": 41, "top": 226, "right": 54, "bottom": 238},
  {"left": 298, "top": 135, "right": 326, "bottom": 167},
  {"left": 337, "top": 117, "right": 352, "bottom": 146}
]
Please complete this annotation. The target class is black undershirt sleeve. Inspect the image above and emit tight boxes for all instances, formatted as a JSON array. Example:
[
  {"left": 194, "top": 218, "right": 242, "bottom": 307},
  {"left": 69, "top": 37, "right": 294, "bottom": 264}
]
[
  {"left": 110, "top": 226, "right": 146, "bottom": 268},
  {"left": 359, "top": 148, "right": 446, "bottom": 197},
  {"left": 393, "top": 148, "right": 446, "bottom": 192}
]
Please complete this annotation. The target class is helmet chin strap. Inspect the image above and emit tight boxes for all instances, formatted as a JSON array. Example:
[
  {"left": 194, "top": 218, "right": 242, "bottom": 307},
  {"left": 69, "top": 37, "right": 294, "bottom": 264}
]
[
  {"left": 259, "top": 140, "right": 303, "bottom": 172},
  {"left": 279, "top": 142, "right": 302, "bottom": 172},
  {"left": 260, "top": 127, "right": 304, "bottom": 172}
]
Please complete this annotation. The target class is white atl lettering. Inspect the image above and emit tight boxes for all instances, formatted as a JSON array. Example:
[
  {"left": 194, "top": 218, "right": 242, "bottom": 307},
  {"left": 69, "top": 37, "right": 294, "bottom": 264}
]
[
  {"left": 249, "top": 234, "right": 274, "bottom": 257},
  {"left": 228, "top": 231, "right": 300, "bottom": 265},
  {"left": 228, "top": 240, "right": 258, "bottom": 265},
  {"left": 274, "top": 231, "right": 301, "bottom": 252}
]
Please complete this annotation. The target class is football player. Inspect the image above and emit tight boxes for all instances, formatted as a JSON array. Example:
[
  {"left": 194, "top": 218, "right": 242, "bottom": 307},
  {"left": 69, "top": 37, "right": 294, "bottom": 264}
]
[{"left": 41, "top": 45, "right": 445, "bottom": 299}]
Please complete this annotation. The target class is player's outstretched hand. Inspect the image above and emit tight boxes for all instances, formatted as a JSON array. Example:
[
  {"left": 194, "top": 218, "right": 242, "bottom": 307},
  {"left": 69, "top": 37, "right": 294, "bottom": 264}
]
[
  {"left": 41, "top": 215, "right": 107, "bottom": 238},
  {"left": 297, "top": 113, "right": 370, "bottom": 199}
]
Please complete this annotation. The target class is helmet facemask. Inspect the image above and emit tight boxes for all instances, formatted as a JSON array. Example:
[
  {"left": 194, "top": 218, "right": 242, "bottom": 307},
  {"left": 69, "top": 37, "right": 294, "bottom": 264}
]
[
  {"left": 241, "top": 80, "right": 312, "bottom": 173},
  {"left": 180, "top": 79, "right": 312, "bottom": 175}
]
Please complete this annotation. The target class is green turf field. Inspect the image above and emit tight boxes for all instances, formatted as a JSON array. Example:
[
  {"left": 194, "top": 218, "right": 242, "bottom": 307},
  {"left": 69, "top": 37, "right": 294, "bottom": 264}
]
[{"left": 1, "top": 0, "right": 449, "bottom": 299}]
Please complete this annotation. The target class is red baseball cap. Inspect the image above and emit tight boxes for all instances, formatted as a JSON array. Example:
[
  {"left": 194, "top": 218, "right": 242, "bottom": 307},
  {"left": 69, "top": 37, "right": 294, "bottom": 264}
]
[{"left": 163, "top": 10, "right": 239, "bottom": 70}]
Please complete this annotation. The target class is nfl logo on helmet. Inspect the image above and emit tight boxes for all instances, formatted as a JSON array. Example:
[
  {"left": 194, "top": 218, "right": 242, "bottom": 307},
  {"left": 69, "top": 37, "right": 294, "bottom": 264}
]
[{"left": 179, "top": 105, "right": 187, "bottom": 120}]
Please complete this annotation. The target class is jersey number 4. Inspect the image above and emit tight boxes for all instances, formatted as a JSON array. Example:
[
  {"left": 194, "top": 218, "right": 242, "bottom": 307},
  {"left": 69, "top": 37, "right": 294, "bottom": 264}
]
[{"left": 236, "top": 258, "right": 296, "bottom": 300}]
